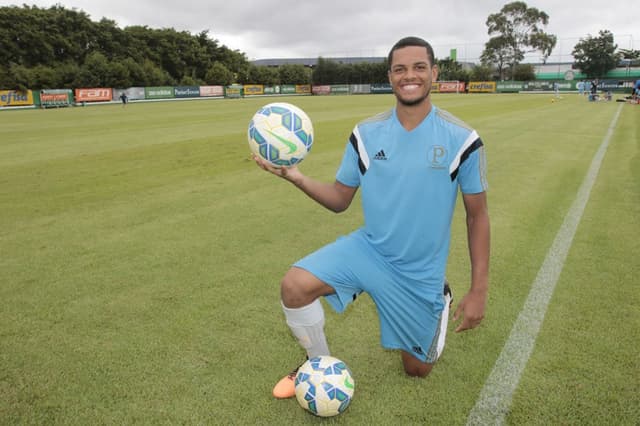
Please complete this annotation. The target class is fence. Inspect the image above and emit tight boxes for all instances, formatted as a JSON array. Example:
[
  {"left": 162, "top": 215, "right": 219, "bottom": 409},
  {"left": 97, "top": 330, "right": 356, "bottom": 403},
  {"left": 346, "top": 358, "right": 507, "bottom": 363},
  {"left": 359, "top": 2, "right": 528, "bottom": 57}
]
[{"left": 1, "top": 79, "right": 637, "bottom": 109}]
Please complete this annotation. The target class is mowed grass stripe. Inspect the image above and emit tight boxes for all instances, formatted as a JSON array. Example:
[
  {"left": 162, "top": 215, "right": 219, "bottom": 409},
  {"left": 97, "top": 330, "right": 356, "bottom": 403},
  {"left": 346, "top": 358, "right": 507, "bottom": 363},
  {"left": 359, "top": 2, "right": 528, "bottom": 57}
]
[{"left": 467, "top": 103, "right": 623, "bottom": 425}]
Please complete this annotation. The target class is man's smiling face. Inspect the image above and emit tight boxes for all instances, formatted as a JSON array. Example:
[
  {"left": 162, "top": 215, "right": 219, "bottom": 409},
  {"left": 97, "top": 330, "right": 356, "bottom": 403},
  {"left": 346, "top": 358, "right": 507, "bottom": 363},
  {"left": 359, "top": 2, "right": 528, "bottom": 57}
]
[{"left": 388, "top": 45, "right": 438, "bottom": 107}]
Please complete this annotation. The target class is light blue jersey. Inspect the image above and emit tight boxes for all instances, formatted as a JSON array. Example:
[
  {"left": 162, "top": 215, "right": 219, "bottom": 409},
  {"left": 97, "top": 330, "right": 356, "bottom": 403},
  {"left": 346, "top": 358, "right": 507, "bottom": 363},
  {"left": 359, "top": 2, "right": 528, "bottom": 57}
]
[
  {"left": 337, "top": 106, "right": 487, "bottom": 286},
  {"left": 294, "top": 105, "right": 487, "bottom": 361}
]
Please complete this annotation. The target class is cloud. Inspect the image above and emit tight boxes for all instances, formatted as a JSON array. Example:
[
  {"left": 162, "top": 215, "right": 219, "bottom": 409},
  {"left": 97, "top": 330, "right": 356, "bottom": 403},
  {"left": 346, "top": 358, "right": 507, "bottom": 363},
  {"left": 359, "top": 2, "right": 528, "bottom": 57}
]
[{"left": 2, "top": 0, "right": 638, "bottom": 61}]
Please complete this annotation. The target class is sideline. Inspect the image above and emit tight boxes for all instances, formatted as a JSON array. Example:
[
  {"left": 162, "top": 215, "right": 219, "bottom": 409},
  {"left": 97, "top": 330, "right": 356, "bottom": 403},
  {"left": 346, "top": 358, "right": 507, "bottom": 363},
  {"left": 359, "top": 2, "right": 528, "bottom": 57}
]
[{"left": 466, "top": 103, "right": 623, "bottom": 425}]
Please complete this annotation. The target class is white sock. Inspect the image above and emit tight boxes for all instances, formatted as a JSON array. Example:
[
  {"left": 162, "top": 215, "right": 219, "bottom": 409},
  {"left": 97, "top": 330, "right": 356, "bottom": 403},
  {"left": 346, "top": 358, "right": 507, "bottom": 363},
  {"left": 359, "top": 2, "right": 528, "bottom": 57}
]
[{"left": 282, "top": 299, "right": 330, "bottom": 358}]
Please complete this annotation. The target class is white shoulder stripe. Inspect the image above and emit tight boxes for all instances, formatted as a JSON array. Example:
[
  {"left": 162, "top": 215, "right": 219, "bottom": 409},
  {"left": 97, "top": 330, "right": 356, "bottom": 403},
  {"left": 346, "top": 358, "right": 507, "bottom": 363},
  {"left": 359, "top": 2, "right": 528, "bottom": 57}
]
[
  {"left": 353, "top": 126, "right": 370, "bottom": 171},
  {"left": 449, "top": 130, "right": 479, "bottom": 175}
]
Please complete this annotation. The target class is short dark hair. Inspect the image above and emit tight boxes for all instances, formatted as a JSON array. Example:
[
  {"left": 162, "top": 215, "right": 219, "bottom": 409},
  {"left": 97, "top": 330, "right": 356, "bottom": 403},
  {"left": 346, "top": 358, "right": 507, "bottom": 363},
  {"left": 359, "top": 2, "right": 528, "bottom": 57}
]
[{"left": 387, "top": 36, "right": 435, "bottom": 68}]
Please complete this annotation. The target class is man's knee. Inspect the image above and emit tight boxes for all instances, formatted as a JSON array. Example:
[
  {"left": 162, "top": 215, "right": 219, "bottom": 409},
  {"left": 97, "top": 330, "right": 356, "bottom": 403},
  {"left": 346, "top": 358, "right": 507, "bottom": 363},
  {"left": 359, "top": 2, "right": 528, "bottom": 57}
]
[
  {"left": 404, "top": 363, "right": 434, "bottom": 378},
  {"left": 281, "top": 267, "right": 335, "bottom": 308},
  {"left": 401, "top": 351, "right": 435, "bottom": 378},
  {"left": 280, "top": 268, "right": 322, "bottom": 308},
  {"left": 281, "top": 270, "right": 303, "bottom": 306}
]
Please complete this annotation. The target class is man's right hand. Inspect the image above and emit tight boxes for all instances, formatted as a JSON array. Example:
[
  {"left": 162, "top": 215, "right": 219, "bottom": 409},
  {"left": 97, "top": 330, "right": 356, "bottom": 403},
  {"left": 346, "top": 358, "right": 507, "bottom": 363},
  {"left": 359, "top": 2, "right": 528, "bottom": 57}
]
[{"left": 252, "top": 154, "right": 303, "bottom": 184}]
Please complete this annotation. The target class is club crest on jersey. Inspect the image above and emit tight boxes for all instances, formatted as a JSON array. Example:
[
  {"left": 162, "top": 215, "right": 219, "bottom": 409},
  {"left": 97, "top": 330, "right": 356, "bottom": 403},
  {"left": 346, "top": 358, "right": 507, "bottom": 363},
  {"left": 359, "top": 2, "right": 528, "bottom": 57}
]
[{"left": 429, "top": 145, "right": 447, "bottom": 169}]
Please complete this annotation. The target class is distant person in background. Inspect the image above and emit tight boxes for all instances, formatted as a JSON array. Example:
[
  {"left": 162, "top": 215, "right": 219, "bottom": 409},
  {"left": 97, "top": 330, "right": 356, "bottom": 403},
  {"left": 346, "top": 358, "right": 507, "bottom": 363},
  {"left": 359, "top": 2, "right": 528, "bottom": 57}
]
[
  {"left": 553, "top": 82, "right": 560, "bottom": 99},
  {"left": 120, "top": 92, "right": 128, "bottom": 107},
  {"left": 589, "top": 79, "right": 598, "bottom": 101},
  {"left": 577, "top": 81, "right": 584, "bottom": 96},
  {"left": 633, "top": 79, "right": 640, "bottom": 103}
]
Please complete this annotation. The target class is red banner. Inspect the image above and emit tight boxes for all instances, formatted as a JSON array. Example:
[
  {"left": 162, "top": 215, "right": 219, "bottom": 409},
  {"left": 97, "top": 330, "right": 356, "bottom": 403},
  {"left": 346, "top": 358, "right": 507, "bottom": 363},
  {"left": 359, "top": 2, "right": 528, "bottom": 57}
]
[
  {"left": 74, "top": 88, "right": 112, "bottom": 102},
  {"left": 199, "top": 86, "right": 224, "bottom": 97},
  {"left": 41, "top": 93, "right": 69, "bottom": 102},
  {"left": 436, "top": 82, "right": 465, "bottom": 93},
  {"left": 312, "top": 85, "right": 331, "bottom": 95}
]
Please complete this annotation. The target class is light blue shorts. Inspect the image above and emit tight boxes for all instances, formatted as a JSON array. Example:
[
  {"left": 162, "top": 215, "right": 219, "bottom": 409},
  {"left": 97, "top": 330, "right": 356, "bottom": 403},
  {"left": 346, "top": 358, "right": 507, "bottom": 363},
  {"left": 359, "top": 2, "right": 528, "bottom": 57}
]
[{"left": 294, "top": 230, "right": 448, "bottom": 363}]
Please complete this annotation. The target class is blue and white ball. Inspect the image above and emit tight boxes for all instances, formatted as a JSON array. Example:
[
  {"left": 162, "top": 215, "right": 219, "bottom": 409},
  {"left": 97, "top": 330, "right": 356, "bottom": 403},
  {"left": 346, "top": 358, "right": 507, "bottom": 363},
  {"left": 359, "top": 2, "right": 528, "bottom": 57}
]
[
  {"left": 248, "top": 102, "right": 314, "bottom": 167},
  {"left": 294, "top": 356, "right": 355, "bottom": 417}
]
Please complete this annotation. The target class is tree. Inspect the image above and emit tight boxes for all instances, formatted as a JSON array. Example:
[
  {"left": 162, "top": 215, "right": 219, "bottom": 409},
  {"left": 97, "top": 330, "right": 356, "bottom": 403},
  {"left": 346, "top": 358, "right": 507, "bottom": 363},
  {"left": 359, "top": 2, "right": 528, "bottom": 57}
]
[
  {"left": 121, "top": 58, "right": 146, "bottom": 87},
  {"left": 0, "top": 5, "right": 251, "bottom": 89},
  {"left": 305, "top": 58, "right": 389, "bottom": 85},
  {"left": 470, "top": 64, "right": 494, "bottom": 81},
  {"left": 278, "top": 64, "right": 311, "bottom": 84},
  {"left": 0, "top": 63, "right": 31, "bottom": 91},
  {"left": 205, "top": 62, "right": 234, "bottom": 86},
  {"left": 73, "top": 51, "right": 110, "bottom": 87},
  {"left": 94, "top": 17, "right": 132, "bottom": 60},
  {"left": 212, "top": 45, "right": 249, "bottom": 83},
  {"left": 617, "top": 48, "right": 640, "bottom": 67},
  {"left": 0, "top": 66, "right": 8, "bottom": 89},
  {"left": 572, "top": 30, "right": 619, "bottom": 78},
  {"left": 244, "top": 65, "right": 279, "bottom": 85},
  {"left": 141, "top": 60, "right": 172, "bottom": 86},
  {"left": 512, "top": 63, "right": 536, "bottom": 81},
  {"left": 371, "top": 61, "right": 390, "bottom": 84},
  {"left": 480, "top": 36, "right": 513, "bottom": 80},
  {"left": 437, "top": 58, "right": 469, "bottom": 82},
  {"left": 30, "top": 65, "right": 60, "bottom": 89},
  {"left": 52, "top": 62, "right": 81, "bottom": 88},
  {"left": 529, "top": 32, "right": 556, "bottom": 64},
  {"left": 312, "top": 57, "right": 341, "bottom": 85},
  {"left": 482, "top": 1, "right": 556, "bottom": 79},
  {"left": 105, "top": 61, "right": 131, "bottom": 88}
]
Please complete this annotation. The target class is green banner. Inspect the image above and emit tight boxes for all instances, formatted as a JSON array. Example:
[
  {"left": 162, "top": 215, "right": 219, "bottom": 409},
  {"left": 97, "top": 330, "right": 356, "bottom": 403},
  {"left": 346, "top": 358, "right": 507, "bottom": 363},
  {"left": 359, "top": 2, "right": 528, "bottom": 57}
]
[
  {"left": 264, "top": 86, "right": 280, "bottom": 94},
  {"left": 523, "top": 81, "right": 554, "bottom": 91},
  {"left": 496, "top": 81, "right": 579, "bottom": 92},
  {"left": 330, "top": 85, "right": 349, "bottom": 94},
  {"left": 145, "top": 87, "right": 174, "bottom": 100},
  {"left": 281, "top": 85, "right": 297, "bottom": 94},
  {"left": 496, "top": 82, "right": 524, "bottom": 93}
]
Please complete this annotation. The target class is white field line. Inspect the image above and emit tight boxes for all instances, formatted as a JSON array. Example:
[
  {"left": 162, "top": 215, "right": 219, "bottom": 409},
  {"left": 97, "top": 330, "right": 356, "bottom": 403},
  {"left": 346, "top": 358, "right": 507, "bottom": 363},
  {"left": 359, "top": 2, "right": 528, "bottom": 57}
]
[{"left": 466, "top": 103, "right": 623, "bottom": 426}]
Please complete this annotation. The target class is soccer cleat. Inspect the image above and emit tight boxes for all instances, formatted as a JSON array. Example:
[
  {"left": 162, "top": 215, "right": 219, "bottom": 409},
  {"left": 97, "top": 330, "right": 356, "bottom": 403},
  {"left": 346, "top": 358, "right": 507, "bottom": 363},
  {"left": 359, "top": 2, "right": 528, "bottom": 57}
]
[
  {"left": 444, "top": 280, "right": 453, "bottom": 308},
  {"left": 272, "top": 361, "right": 305, "bottom": 399}
]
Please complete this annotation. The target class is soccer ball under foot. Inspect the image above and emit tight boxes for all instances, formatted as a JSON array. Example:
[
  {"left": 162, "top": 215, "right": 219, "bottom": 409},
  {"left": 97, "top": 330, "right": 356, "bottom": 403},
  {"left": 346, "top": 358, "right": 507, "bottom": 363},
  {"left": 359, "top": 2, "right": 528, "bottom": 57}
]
[{"left": 294, "top": 356, "right": 355, "bottom": 417}]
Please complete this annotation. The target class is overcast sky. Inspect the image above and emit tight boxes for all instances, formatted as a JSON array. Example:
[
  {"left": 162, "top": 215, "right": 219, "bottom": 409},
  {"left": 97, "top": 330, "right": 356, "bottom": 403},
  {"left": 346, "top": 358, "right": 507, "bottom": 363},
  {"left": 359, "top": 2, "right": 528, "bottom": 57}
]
[{"left": 3, "top": 0, "right": 638, "bottom": 62}]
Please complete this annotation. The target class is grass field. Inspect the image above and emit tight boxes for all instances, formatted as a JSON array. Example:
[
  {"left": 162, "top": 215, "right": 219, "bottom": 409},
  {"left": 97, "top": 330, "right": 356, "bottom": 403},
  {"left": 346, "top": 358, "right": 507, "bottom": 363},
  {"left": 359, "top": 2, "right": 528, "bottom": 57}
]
[{"left": 1, "top": 93, "right": 638, "bottom": 425}]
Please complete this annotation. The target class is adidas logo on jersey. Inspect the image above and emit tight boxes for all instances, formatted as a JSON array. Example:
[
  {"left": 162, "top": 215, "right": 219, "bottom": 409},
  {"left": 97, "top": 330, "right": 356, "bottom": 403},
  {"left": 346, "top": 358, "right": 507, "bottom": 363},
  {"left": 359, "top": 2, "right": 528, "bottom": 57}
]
[{"left": 374, "top": 149, "right": 387, "bottom": 160}]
